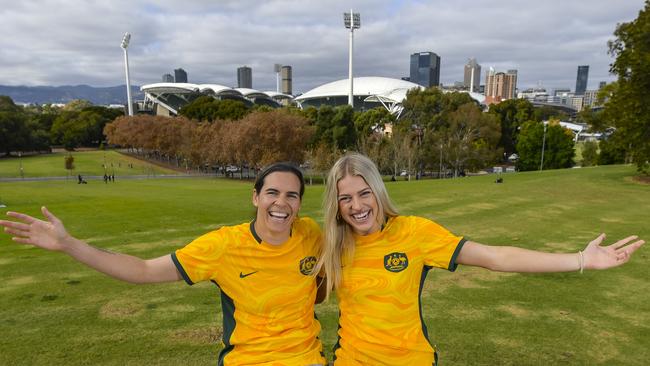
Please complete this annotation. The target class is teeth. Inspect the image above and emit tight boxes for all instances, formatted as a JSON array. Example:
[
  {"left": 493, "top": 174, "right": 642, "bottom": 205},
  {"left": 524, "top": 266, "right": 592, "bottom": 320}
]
[
  {"left": 269, "top": 211, "right": 289, "bottom": 219},
  {"left": 352, "top": 211, "right": 369, "bottom": 220}
]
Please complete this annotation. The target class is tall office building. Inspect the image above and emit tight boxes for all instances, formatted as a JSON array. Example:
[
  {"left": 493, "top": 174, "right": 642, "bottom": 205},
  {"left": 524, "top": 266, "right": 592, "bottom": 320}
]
[
  {"left": 174, "top": 68, "right": 188, "bottom": 83},
  {"left": 162, "top": 73, "right": 174, "bottom": 83},
  {"left": 281, "top": 65, "right": 292, "bottom": 95},
  {"left": 575, "top": 65, "right": 589, "bottom": 95},
  {"left": 485, "top": 68, "right": 517, "bottom": 105},
  {"left": 237, "top": 66, "right": 252, "bottom": 88},
  {"left": 409, "top": 52, "right": 441, "bottom": 87},
  {"left": 463, "top": 58, "right": 481, "bottom": 92}
]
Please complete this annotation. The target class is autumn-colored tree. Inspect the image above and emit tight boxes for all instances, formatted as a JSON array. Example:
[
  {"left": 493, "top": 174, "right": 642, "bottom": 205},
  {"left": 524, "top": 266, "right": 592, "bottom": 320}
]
[{"left": 236, "top": 109, "right": 314, "bottom": 169}]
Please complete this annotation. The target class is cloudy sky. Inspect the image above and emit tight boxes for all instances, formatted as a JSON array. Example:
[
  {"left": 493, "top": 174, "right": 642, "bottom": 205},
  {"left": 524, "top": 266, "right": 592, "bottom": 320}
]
[{"left": 0, "top": 0, "right": 644, "bottom": 94}]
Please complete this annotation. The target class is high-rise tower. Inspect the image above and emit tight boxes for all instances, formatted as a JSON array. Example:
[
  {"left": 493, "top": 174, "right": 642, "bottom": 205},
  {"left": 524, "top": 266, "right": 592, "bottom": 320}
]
[
  {"left": 485, "top": 68, "right": 517, "bottom": 105},
  {"left": 575, "top": 65, "right": 589, "bottom": 95},
  {"left": 463, "top": 58, "right": 481, "bottom": 92},
  {"left": 174, "top": 68, "right": 187, "bottom": 83},
  {"left": 237, "top": 66, "right": 252, "bottom": 89},
  {"left": 281, "top": 66, "right": 292, "bottom": 95},
  {"left": 409, "top": 52, "right": 441, "bottom": 87}
]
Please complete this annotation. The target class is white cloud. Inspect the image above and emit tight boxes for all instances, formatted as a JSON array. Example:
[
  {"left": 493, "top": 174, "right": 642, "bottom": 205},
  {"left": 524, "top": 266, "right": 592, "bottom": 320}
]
[{"left": 0, "top": 0, "right": 644, "bottom": 93}]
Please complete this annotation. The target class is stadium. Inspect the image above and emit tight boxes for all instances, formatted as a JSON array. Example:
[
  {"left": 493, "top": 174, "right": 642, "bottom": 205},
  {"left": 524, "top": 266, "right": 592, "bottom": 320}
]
[{"left": 140, "top": 77, "right": 485, "bottom": 117}]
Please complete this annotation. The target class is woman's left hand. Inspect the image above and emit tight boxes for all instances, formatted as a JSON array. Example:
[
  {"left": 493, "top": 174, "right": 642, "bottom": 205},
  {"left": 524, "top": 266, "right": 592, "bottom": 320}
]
[{"left": 583, "top": 234, "right": 645, "bottom": 270}]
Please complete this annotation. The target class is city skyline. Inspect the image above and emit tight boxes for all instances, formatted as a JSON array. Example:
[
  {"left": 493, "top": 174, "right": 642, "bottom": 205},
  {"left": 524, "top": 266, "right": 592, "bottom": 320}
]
[{"left": 0, "top": 0, "right": 644, "bottom": 94}]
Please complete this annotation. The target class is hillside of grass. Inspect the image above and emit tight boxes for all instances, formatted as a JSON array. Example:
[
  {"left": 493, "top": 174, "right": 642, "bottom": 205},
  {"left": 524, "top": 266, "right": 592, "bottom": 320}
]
[
  {"left": 0, "top": 150, "right": 180, "bottom": 178},
  {"left": 0, "top": 164, "right": 648, "bottom": 365}
]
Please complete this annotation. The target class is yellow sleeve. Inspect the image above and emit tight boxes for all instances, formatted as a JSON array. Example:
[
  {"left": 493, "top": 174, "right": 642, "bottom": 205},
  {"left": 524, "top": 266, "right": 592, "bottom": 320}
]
[
  {"left": 172, "top": 228, "right": 227, "bottom": 285},
  {"left": 412, "top": 216, "right": 466, "bottom": 271}
]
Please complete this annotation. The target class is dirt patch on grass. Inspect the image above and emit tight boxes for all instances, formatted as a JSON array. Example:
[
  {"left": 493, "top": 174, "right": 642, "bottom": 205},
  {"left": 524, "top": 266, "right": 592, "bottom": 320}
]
[
  {"left": 631, "top": 175, "right": 650, "bottom": 185},
  {"left": 490, "top": 336, "right": 525, "bottom": 348},
  {"left": 541, "top": 241, "right": 575, "bottom": 251},
  {"left": 6, "top": 276, "right": 37, "bottom": 286},
  {"left": 446, "top": 307, "right": 488, "bottom": 320},
  {"left": 99, "top": 300, "right": 145, "bottom": 319},
  {"left": 160, "top": 304, "right": 196, "bottom": 313},
  {"left": 599, "top": 217, "right": 625, "bottom": 223},
  {"left": 170, "top": 327, "right": 223, "bottom": 344},
  {"left": 496, "top": 304, "right": 532, "bottom": 318},
  {"left": 425, "top": 268, "right": 515, "bottom": 293}
]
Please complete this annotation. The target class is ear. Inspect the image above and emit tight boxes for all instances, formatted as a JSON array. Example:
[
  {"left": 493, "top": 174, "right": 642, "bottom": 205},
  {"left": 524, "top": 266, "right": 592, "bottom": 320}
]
[{"left": 252, "top": 189, "right": 259, "bottom": 207}]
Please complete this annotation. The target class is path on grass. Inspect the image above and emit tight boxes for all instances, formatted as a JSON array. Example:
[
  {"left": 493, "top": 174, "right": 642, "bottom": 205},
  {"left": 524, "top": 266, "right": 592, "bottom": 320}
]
[{"left": 0, "top": 174, "right": 226, "bottom": 182}]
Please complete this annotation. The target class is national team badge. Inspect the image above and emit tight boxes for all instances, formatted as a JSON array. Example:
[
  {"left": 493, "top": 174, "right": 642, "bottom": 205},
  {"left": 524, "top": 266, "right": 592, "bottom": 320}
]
[
  {"left": 384, "top": 252, "right": 408, "bottom": 272},
  {"left": 300, "top": 256, "right": 317, "bottom": 275}
]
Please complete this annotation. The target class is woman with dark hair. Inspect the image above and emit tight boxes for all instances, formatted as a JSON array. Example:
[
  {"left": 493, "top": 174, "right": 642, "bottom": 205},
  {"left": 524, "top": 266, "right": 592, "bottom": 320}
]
[
  {"left": 314, "top": 152, "right": 644, "bottom": 366},
  {"left": 1, "top": 162, "right": 326, "bottom": 366}
]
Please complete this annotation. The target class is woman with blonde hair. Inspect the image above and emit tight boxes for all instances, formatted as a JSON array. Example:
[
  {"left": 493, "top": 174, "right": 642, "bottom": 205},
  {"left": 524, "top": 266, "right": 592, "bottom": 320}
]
[{"left": 314, "top": 152, "right": 644, "bottom": 365}]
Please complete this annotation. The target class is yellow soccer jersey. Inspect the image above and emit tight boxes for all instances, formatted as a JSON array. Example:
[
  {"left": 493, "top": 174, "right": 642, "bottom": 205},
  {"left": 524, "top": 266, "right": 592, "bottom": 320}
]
[
  {"left": 172, "top": 217, "right": 326, "bottom": 366},
  {"left": 333, "top": 215, "right": 465, "bottom": 366}
]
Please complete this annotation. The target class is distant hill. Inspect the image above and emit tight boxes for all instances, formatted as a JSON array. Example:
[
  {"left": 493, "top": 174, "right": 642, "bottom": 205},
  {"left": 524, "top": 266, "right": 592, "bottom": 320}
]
[{"left": 0, "top": 85, "right": 144, "bottom": 105}]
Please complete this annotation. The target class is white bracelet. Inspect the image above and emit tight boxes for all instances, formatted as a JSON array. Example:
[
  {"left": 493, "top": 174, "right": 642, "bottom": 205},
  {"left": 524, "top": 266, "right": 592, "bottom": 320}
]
[{"left": 578, "top": 251, "right": 584, "bottom": 274}]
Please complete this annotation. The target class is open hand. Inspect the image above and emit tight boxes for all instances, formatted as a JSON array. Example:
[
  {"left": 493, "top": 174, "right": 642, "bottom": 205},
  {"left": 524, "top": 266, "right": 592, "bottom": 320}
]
[
  {"left": 583, "top": 234, "right": 645, "bottom": 270},
  {"left": 1, "top": 207, "right": 71, "bottom": 252}
]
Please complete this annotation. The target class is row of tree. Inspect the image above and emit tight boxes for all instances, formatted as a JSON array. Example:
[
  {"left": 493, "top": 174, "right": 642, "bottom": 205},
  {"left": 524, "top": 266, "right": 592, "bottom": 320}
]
[
  {"left": 104, "top": 109, "right": 313, "bottom": 171},
  {"left": 0, "top": 97, "right": 123, "bottom": 154}
]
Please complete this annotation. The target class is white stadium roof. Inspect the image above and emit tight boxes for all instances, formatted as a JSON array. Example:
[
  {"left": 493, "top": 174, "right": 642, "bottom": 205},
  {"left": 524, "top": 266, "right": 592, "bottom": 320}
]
[
  {"left": 294, "top": 77, "right": 424, "bottom": 116},
  {"left": 140, "top": 83, "right": 290, "bottom": 115},
  {"left": 295, "top": 76, "right": 423, "bottom": 101}
]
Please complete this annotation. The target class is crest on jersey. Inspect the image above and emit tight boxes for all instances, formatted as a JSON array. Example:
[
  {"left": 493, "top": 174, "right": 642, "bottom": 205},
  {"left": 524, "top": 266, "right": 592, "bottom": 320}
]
[
  {"left": 384, "top": 252, "right": 408, "bottom": 272},
  {"left": 300, "top": 256, "right": 317, "bottom": 275}
]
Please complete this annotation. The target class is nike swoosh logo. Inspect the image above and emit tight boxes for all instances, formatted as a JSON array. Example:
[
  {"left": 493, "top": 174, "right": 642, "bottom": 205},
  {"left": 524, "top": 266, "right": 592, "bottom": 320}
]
[{"left": 239, "top": 271, "right": 258, "bottom": 278}]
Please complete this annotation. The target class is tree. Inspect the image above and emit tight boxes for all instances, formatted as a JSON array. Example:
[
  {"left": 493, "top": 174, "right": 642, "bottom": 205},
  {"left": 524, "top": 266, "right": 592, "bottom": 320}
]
[
  {"left": 50, "top": 106, "right": 121, "bottom": 150},
  {"left": 235, "top": 109, "right": 314, "bottom": 168},
  {"left": 423, "top": 103, "right": 501, "bottom": 177},
  {"left": 516, "top": 120, "right": 575, "bottom": 171},
  {"left": 354, "top": 107, "right": 394, "bottom": 140},
  {"left": 62, "top": 99, "right": 92, "bottom": 112},
  {"left": 604, "top": 1, "right": 650, "bottom": 173},
  {"left": 310, "top": 105, "right": 357, "bottom": 150},
  {"left": 581, "top": 141, "right": 599, "bottom": 167},
  {"left": 487, "top": 98, "right": 536, "bottom": 158},
  {"left": 179, "top": 96, "right": 250, "bottom": 122},
  {"left": 598, "top": 132, "right": 627, "bottom": 165},
  {"left": 0, "top": 96, "right": 30, "bottom": 155}
]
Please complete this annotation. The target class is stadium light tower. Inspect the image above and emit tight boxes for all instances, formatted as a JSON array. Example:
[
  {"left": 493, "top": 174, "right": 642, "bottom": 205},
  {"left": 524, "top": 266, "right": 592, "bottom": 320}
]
[
  {"left": 120, "top": 32, "right": 133, "bottom": 116},
  {"left": 344, "top": 10, "right": 360, "bottom": 107}
]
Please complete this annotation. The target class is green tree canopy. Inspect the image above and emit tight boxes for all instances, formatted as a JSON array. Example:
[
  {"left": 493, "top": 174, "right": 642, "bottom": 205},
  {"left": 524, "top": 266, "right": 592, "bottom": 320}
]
[
  {"left": 50, "top": 106, "right": 122, "bottom": 150},
  {"left": 516, "top": 121, "right": 575, "bottom": 171},
  {"left": 179, "top": 96, "right": 250, "bottom": 122},
  {"left": 487, "top": 98, "right": 536, "bottom": 157},
  {"left": 0, "top": 96, "right": 30, "bottom": 155},
  {"left": 603, "top": 1, "right": 650, "bottom": 173}
]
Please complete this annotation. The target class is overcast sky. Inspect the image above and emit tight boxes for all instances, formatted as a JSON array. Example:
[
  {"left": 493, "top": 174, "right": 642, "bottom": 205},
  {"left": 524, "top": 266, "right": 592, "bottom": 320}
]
[{"left": 0, "top": 0, "right": 644, "bottom": 94}]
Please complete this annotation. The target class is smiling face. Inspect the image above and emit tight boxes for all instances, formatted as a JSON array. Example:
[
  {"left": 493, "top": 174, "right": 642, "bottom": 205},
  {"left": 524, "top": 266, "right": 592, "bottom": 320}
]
[
  {"left": 336, "top": 174, "right": 381, "bottom": 235},
  {"left": 252, "top": 171, "right": 301, "bottom": 244}
]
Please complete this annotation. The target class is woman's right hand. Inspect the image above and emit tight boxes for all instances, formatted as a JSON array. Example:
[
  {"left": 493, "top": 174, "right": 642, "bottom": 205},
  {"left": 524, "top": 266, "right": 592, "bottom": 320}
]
[{"left": 1, "top": 206, "right": 72, "bottom": 252}]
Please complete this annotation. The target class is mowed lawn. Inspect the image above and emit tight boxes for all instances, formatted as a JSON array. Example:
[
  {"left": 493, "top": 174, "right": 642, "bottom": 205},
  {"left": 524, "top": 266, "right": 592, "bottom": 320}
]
[
  {"left": 0, "top": 150, "right": 179, "bottom": 178},
  {"left": 0, "top": 164, "right": 648, "bottom": 365}
]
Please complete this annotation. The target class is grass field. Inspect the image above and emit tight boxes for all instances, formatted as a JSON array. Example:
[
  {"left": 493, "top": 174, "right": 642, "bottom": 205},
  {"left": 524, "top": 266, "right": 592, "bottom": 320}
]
[
  {"left": 0, "top": 150, "right": 180, "bottom": 178},
  {"left": 0, "top": 161, "right": 648, "bottom": 365}
]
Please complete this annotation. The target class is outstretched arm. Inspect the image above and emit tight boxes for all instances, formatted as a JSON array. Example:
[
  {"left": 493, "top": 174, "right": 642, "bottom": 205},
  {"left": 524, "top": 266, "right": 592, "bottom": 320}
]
[
  {"left": 1, "top": 207, "right": 181, "bottom": 284},
  {"left": 456, "top": 234, "right": 644, "bottom": 273}
]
